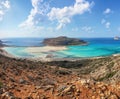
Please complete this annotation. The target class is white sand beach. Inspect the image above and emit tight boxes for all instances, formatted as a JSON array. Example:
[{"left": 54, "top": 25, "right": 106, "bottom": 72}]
[
  {"left": 0, "top": 46, "right": 68, "bottom": 61},
  {"left": 25, "top": 46, "right": 67, "bottom": 54},
  {"left": 0, "top": 47, "right": 15, "bottom": 58}
]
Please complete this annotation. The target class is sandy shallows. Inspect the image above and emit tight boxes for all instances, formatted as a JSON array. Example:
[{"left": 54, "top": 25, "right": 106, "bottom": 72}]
[{"left": 25, "top": 46, "right": 67, "bottom": 54}]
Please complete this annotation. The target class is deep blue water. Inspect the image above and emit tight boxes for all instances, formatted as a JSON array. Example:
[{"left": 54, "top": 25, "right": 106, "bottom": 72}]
[
  {"left": 2, "top": 38, "right": 120, "bottom": 58},
  {"left": 2, "top": 38, "right": 44, "bottom": 47}
]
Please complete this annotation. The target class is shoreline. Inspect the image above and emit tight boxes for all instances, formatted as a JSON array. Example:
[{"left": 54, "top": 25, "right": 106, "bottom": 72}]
[
  {"left": 0, "top": 47, "right": 15, "bottom": 58},
  {"left": 0, "top": 46, "right": 119, "bottom": 62},
  {"left": 1, "top": 46, "right": 120, "bottom": 62}
]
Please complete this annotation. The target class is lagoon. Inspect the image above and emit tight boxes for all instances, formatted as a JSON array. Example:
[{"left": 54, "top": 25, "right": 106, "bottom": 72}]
[{"left": 2, "top": 38, "right": 120, "bottom": 58}]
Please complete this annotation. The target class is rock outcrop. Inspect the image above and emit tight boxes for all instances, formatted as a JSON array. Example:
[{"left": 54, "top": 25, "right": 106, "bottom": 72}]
[
  {"left": 0, "top": 40, "right": 4, "bottom": 47},
  {"left": 0, "top": 40, "right": 6, "bottom": 47},
  {"left": 43, "top": 36, "right": 87, "bottom": 46}
]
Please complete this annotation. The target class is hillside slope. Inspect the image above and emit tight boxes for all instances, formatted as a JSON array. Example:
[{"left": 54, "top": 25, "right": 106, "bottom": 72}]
[{"left": 0, "top": 54, "right": 119, "bottom": 99}]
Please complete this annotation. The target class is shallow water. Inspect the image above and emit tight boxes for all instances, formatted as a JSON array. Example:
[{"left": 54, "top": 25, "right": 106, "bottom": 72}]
[{"left": 2, "top": 38, "right": 120, "bottom": 58}]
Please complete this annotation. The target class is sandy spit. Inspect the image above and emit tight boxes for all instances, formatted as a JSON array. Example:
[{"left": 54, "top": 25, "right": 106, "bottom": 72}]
[{"left": 25, "top": 46, "right": 67, "bottom": 54}]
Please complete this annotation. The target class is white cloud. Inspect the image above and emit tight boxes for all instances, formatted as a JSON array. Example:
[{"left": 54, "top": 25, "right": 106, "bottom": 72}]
[
  {"left": 0, "top": 0, "right": 10, "bottom": 21},
  {"left": 105, "top": 22, "right": 110, "bottom": 29},
  {"left": 56, "top": 18, "right": 71, "bottom": 30},
  {"left": 1, "top": 0, "right": 10, "bottom": 9},
  {"left": 118, "top": 27, "right": 120, "bottom": 32},
  {"left": 72, "top": 27, "right": 78, "bottom": 32},
  {"left": 101, "top": 19, "right": 111, "bottom": 29},
  {"left": 101, "top": 19, "right": 106, "bottom": 24},
  {"left": 48, "top": 0, "right": 94, "bottom": 29},
  {"left": 102, "top": 8, "right": 112, "bottom": 29},
  {"left": 82, "top": 26, "right": 94, "bottom": 33},
  {"left": 103, "top": 8, "right": 111, "bottom": 14},
  {"left": 19, "top": 0, "right": 50, "bottom": 28},
  {"left": 19, "top": 0, "right": 94, "bottom": 34}
]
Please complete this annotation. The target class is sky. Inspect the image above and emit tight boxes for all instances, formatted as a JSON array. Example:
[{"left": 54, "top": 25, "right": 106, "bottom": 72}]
[{"left": 0, "top": 0, "right": 120, "bottom": 38}]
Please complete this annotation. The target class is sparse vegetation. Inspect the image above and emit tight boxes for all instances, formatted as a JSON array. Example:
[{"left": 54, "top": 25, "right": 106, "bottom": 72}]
[
  {"left": 107, "top": 62, "right": 114, "bottom": 69},
  {"left": 97, "top": 71, "right": 117, "bottom": 81}
]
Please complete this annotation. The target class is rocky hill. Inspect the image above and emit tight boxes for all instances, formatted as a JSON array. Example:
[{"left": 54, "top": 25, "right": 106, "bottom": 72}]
[
  {"left": 0, "top": 40, "right": 4, "bottom": 47},
  {"left": 0, "top": 52, "right": 119, "bottom": 99},
  {"left": 43, "top": 36, "right": 87, "bottom": 46}
]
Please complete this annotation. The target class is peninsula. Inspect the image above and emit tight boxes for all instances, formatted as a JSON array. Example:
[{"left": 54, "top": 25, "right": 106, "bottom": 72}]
[{"left": 43, "top": 36, "right": 87, "bottom": 46}]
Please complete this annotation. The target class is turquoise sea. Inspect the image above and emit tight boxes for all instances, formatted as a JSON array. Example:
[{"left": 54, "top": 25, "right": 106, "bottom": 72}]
[{"left": 2, "top": 38, "right": 120, "bottom": 58}]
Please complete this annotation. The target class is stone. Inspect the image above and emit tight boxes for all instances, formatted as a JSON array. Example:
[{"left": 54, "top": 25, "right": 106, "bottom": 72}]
[
  {"left": 35, "top": 86, "right": 42, "bottom": 90},
  {"left": 63, "top": 85, "right": 74, "bottom": 94},
  {"left": 19, "top": 78, "right": 26, "bottom": 84},
  {"left": 9, "top": 77, "right": 15, "bottom": 82},
  {"left": 42, "top": 78, "right": 57, "bottom": 86},
  {"left": 44, "top": 85, "right": 54, "bottom": 91},
  {"left": 0, "top": 89, "right": 3, "bottom": 94},
  {"left": 25, "top": 96, "right": 34, "bottom": 99},
  {"left": 108, "top": 94, "right": 118, "bottom": 99},
  {"left": 1, "top": 92, "right": 16, "bottom": 99},
  {"left": 57, "top": 85, "right": 67, "bottom": 92}
]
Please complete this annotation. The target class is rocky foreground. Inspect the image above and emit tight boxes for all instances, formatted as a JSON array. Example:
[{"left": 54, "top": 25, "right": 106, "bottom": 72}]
[{"left": 0, "top": 53, "right": 120, "bottom": 99}]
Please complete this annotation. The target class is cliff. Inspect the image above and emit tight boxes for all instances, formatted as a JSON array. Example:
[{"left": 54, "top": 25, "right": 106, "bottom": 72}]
[{"left": 43, "top": 36, "right": 87, "bottom": 46}]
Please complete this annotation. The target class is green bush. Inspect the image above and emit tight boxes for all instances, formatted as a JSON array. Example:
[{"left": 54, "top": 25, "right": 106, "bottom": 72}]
[
  {"left": 107, "top": 62, "right": 114, "bottom": 69},
  {"left": 98, "top": 71, "right": 117, "bottom": 81}
]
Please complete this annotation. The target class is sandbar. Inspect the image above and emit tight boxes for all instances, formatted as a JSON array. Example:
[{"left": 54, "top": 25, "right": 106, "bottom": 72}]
[{"left": 25, "top": 46, "right": 67, "bottom": 54}]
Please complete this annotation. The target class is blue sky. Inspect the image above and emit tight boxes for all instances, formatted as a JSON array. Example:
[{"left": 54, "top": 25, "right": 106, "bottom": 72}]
[{"left": 0, "top": 0, "right": 120, "bottom": 38}]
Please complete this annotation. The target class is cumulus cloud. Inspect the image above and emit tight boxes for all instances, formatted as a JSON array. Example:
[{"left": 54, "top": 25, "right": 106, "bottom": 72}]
[
  {"left": 1, "top": 0, "right": 10, "bottom": 9},
  {"left": 82, "top": 26, "right": 94, "bottom": 33},
  {"left": 101, "top": 19, "right": 106, "bottom": 24},
  {"left": 0, "top": 0, "right": 10, "bottom": 21},
  {"left": 103, "top": 8, "right": 111, "bottom": 14},
  {"left": 72, "top": 27, "right": 78, "bottom": 32},
  {"left": 48, "top": 0, "right": 94, "bottom": 30},
  {"left": 102, "top": 8, "right": 112, "bottom": 29},
  {"left": 19, "top": 0, "right": 94, "bottom": 31},
  {"left": 105, "top": 22, "right": 110, "bottom": 29},
  {"left": 101, "top": 19, "right": 110, "bottom": 29},
  {"left": 19, "top": 0, "right": 50, "bottom": 28}
]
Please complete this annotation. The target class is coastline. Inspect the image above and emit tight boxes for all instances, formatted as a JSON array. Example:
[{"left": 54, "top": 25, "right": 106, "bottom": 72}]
[
  {"left": 0, "top": 47, "right": 15, "bottom": 58},
  {"left": 0, "top": 46, "right": 116, "bottom": 62},
  {"left": 0, "top": 46, "right": 69, "bottom": 62},
  {"left": 2, "top": 38, "right": 120, "bottom": 60},
  {"left": 1, "top": 45, "right": 120, "bottom": 62}
]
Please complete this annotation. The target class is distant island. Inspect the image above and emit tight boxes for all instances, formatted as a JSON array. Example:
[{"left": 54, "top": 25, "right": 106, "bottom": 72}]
[{"left": 43, "top": 36, "right": 87, "bottom": 46}]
